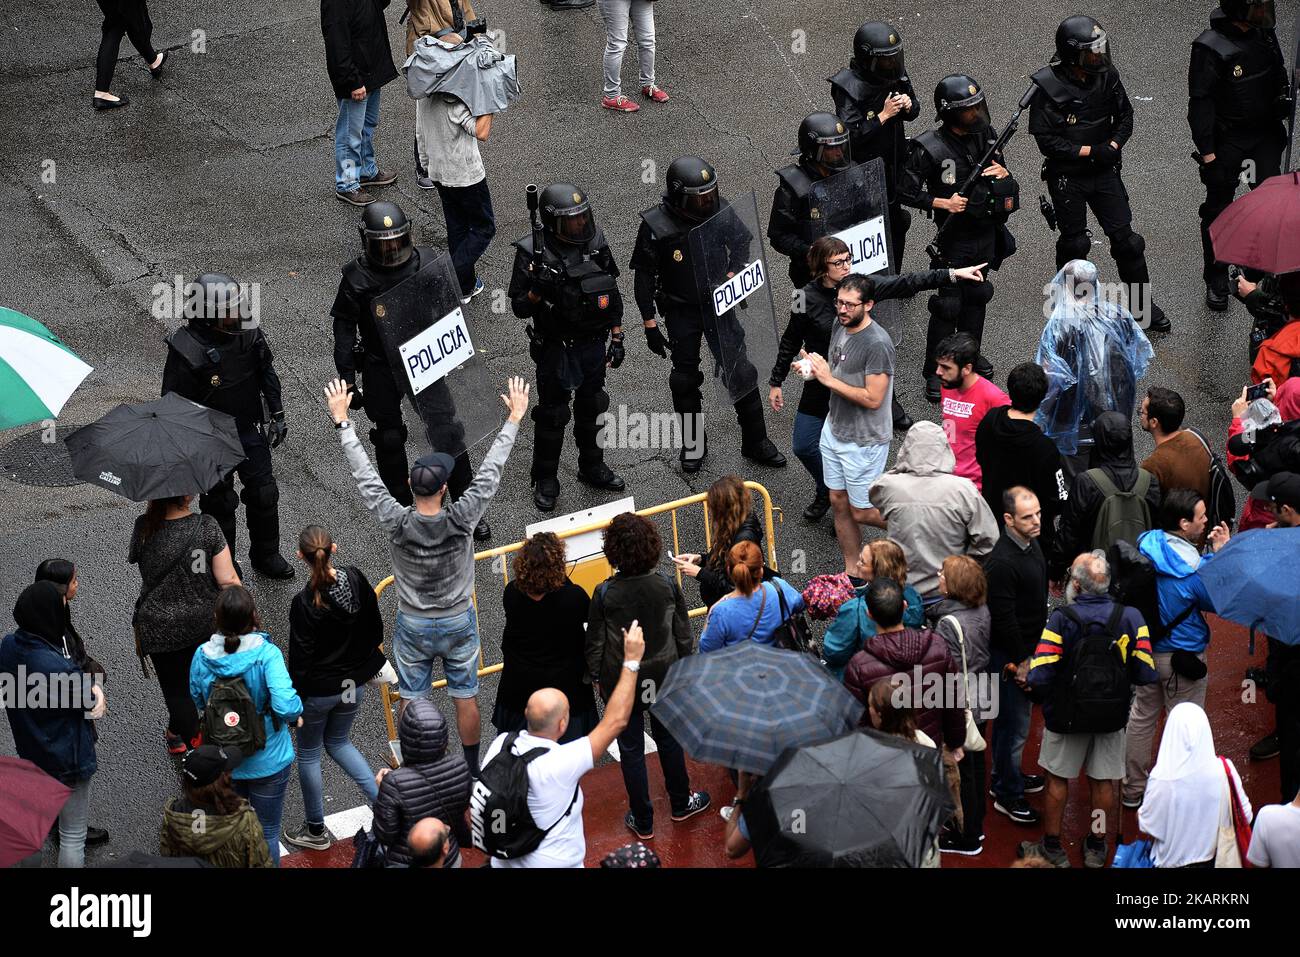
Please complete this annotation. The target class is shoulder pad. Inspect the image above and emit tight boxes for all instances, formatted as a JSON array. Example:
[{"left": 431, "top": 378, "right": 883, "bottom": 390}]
[
  {"left": 1193, "top": 28, "right": 1241, "bottom": 60},
  {"left": 1030, "top": 66, "right": 1074, "bottom": 106},
  {"left": 827, "top": 67, "right": 867, "bottom": 101},
  {"left": 912, "top": 129, "right": 943, "bottom": 157},
  {"left": 640, "top": 205, "right": 684, "bottom": 241},
  {"left": 165, "top": 327, "right": 213, "bottom": 371},
  {"left": 775, "top": 164, "right": 815, "bottom": 198},
  {"left": 341, "top": 257, "right": 365, "bottom": 287},
  {"left": 512, "top": 233, "right": 536, "bottom": 256}
]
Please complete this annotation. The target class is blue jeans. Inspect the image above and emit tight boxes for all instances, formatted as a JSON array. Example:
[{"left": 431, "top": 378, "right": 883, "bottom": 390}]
[
  {"left": 791, "top": 412, "right": 828, "bottom": 497},
  {"left": 296, "top": 689, "right": 379, "bottom": 826},
  {"left": 57, "top": 776, "right": 93, "bottom": 868},
  {"left": 233, "top": 763, "right": 292, "bottom": 867},
  {"left": 335, "top": 89, "right": 381, "bottom": 192},
  {"left": 393, "top": 607, "right": 480, "bottom": 700},
  {"left": 990, "top": 648, "right": 1032, "bottom": 803},
  {"left": 617, "top": 709, "right": 691, "bottom": 829},
  {"left": 434, "top": 179, "right": 496, "bottom": 296}
]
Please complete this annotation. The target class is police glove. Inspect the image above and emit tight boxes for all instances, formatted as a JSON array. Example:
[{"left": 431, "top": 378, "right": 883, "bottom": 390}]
[
  {"left": 1091, "top": 142, "right": 1119, "bottom": 167},
  {"left": 644, "top": 323, "right": 671, "bottom": 359},
  {"left": 607, "top": 334, "right": 626, "bottom": 369},
  {"left": 348, "top": 383, "right": 365, "bottom": 412},
  {"left": 526, "top": 324, "right": 545, "bottom": 364},
  {"left": 267, "top": 412, "right": 288, "bottom": 449}
]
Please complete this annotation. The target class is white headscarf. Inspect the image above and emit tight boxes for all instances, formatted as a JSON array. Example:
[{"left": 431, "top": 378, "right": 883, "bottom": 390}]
[{"left": 1138, "top": 703, "right": 1252, "bottom": 867}]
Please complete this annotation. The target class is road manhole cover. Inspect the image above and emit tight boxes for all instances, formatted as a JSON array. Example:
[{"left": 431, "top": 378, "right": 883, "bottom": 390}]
[{"left": 0, "top": 428, "right": 83, "bottom": 488}]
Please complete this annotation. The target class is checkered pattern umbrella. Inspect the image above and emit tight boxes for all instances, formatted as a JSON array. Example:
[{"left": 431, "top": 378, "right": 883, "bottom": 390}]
[{"left": 651, "top": 642, "right": 864, "bottom": 774}]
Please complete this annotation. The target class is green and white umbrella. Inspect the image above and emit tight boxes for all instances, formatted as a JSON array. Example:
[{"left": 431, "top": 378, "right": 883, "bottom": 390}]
[{"left": 0, "top": 307, "right": 93, "bottom": 431}]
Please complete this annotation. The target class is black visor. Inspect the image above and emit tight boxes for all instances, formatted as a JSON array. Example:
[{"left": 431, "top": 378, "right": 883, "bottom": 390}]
[
  {"left": 815, "top": 139, "right": 852, "bottom": 171},
  {"left": 949, "top": 101, "right": 991, "bottom": 133},
  {"left": 867, "top": 51, "right": 904, "bottom": 80},
  {"left": 555, "top": 210, "right": 596, "bottom": 244},
  {"left": 677, "top": 185, "right": 719, "bottom": 221},
  {"left": 1247, "top": 1, "right": 1277, "bottom": 28},
  {"left": 1074, "top": 33, "right": 1111, "bottom": 72},
  {"left": 368, "top": 235, "right": 413, "bottom": 268}
]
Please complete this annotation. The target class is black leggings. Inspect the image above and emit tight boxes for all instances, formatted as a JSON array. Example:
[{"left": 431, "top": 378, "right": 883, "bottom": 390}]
[
  {"left": 150, "top": 643, "right": 201, "bottom": 741},
  {"left": 96, "top": 0, "right": 157, "bottom": 92}
]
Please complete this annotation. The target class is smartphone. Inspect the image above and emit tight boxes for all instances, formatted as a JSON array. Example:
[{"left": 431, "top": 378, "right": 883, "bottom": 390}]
[
  {"left": 1246, "top": 382, "right": 1269, "bottom": 402},
  {"left": 663, "top": 549, "right": 676, "bottom": 564}
]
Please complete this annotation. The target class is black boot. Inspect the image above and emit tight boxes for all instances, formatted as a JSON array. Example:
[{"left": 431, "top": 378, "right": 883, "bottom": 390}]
[
  {"left": 892, "top": 396, "right": 914, "bottom": 433},
  {"left": 1206, "top": 280, "right": 1229, "bottom": 312},
  {"left": 974, "top": 355, "right": 994, "bottom": 378},
  {"left": 533, "top": 476, "right": 560, "bottom": 512},
  {"left": 243, "top": 484, "right": 294, "bottom": 580},
  {"left": 735, "top": 391, "right": 787, "bottom": 467},
  {"left": 578, "top": 461, "right": 626, "bottom": 491},
  {"left": 803, "top": 490, "right": 831, "bottom": 522},
  {"left": 1146, "top": 303, "right": 1171, "bottom": 333},
  {"left": 680, "top": 414, "right": 707, "bottom": 473},
  {"left": 925, "top": 374, "right": 943, "bottom": 403},
  {"left": 473, "top": 517, "right": 491, "bottom": 541},
  {"left": 251, "top": 552, "right": 294, "bottom": 580}
]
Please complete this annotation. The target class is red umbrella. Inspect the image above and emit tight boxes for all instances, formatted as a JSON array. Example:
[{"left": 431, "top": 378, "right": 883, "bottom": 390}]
[
  {"left": 1209, "top": 171, "right": 1300, "bottom": 275},
  {"left": 0, "top": 757, "right": 71, "bottom": 867}
]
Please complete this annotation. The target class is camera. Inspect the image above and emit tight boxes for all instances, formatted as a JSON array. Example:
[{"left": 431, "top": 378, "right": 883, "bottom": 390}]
[{"left": 464, "top": 17, "right": 488, "bottom": 39}]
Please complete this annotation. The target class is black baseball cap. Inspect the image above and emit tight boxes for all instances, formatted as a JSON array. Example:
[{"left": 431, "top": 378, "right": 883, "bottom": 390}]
[
  {"left": 1251, "top": 471, "right": 1300, "bottom": 511},
  {"left": 409, "top": 452, "right": 456, "bottom": 496},
  {"left": 182, "top": 744, "right": 244, "bottom": 786}
]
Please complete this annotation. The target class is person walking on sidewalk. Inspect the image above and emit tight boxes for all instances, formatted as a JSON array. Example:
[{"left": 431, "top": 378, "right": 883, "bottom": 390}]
[
  {"left": 92, "top": 0, "right": 166, "bottom": 110},
  {"left": 323, "top": 0, "right": 401, "bottom": 205},
  {"left": 599, "top": 0, "right": 668, "bottom": 112}
]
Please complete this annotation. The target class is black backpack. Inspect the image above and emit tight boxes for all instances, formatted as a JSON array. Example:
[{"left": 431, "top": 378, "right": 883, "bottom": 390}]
[
  {"left": 1086, "top": 469, "right": 1153, "bottom": 551},
  {"left": 1186, "top": 428, "right": 1238, "bottom": 531},
  {"left": 202, "top": 675, "right": 268, "bottom": 755},
  {"left": 1050, "top": 604, "right": 1132, "bottom": 734},
  {"left": 470, "top": 732, "right": 579, "bottom": 860},
  {"left": 1106, "top": 539, "right": 1197, "bottom": 645}
]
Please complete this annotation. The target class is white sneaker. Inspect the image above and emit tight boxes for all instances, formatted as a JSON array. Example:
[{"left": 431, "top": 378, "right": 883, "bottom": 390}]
[{"left": 720, "top": 805, "right": 734, "bottom": 822}]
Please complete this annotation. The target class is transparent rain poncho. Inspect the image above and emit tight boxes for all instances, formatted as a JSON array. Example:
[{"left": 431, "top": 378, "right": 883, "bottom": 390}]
[{"left": 1034, "top": 260, "right": 1155, "bottom": 456}]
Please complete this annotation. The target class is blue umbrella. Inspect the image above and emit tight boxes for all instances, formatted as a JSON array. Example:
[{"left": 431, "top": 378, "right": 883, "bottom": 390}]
[
  {"left": 1198, "top": 527, "right": 1300, "bottom": 645},
  {"left": 651, "top": 643, "right": 864, "bottom": 774}
]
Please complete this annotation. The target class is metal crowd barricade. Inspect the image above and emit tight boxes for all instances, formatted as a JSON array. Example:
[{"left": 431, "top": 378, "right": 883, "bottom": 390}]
[{"left": 373, "top": 481, "right": 782, "bottom": 750}]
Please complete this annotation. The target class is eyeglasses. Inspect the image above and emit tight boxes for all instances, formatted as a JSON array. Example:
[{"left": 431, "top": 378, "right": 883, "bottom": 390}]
[
  {"left": 827, "top": 255, "right": 852, "bottom": 268},
  {"left": 835, "top": 299, "right": 863, "bottom": 311}
]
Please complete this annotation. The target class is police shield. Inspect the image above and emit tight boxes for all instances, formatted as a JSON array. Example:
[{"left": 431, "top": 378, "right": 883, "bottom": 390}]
[
  {"left": 807, "top": 157, "right": 902, "bottom": 344},
  {"left": 686, "top": 190, "right": 780, "bottom": 406},
  {"left": 370, "top": 252, "right": 500, "bottom": 458}
]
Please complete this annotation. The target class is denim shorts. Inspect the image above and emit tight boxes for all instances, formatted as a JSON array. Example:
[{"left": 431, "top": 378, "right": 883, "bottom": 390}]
[
  {"left": 818, "top": 423, "right": 890, "bottom": 510},
  {"left": 393, "top": 607, "right": 481, "bottom": 700}
]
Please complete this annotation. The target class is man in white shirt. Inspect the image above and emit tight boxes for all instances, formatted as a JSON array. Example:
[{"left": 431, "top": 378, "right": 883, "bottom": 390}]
[
  {"left": 1246, "top": 791, "right": 1300, "bottom": 868},
  {"left": 484, "top": 621, "right": 644, "bottom": 867}
]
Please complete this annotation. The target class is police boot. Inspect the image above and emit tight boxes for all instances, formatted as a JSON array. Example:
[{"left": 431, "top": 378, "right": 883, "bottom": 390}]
[
  {"left": 892, "top": 396, "right": 914, "bottom": 433},
  {"left": 242, "top": 483, "right": 294, "bottom": 580},
  {"left": 1206, "top": 279, "right": 1229, "bottom": 312},
  {"left": 578, "top": 462, "right": 626, "bottom": 492},
  {"left": 680, "top": 414, "right": 708, "bottom": 474},
  {"left": 1146, "top": 303, "right": 1171, "bottom": 334},
  {"left": 735, "top": 391, "right": 787, "bottom": 467},
  {"left": 533, "top": 475, "right": 561, "bottom": 512}
]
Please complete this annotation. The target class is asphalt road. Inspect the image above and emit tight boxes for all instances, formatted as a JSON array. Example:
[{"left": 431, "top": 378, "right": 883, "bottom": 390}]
[{"left": 0, "top": 0, "right": 1294, "bottom": 864}]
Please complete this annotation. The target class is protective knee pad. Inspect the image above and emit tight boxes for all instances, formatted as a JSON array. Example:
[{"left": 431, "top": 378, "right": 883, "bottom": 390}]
[
  {"left": 370, "top": 424, "right": 409, "bottom": 455},
  {"left": 1056, "top": 230, "right": 1092, "bottom": 264},
  {"left": 1109, "top": 228, "right": 1146, "bottom": 261},
  {"left": 531, "top": 402, "right": 572, "bottom": 431},
  {"left": 240, "top": 480, "right": 279, "bottom": 510},
  {"left": 669, "top": 366, "right": 705, "bottom": 396},
  {"left": 966, "top": 280, "right": 994, "bottom": 307},
  {"left": 574, "top": 389, "right": 610, "bottom": 422},
  {"left": 200, "top": 483, "right": 239, "bottom": 520},
  {"left": 928, "top": 290, "right": 961, "bottom": 324}
]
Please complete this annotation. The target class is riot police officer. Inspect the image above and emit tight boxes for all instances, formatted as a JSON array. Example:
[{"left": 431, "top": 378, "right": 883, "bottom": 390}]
[
  {"left": 1190, "top": 0, "right": 1290, "bottom": 311},
  {"left": 631, "top": 156, "right": 787, "bottom": 473},
  {"left": 900, "top": 74, "right": 1018, "bottom": 402},
  {"left": 828, "top": 21, "right": 920, "bottom": 268},
  {"left": 1031, "top": 15, "right": 1170, "bottom": 334},
  {"left": 331, "top": 201, "right": 489, "bottom": 540},
  {"left": 508, "top": 183, "right": 626, "bottom": 512},
  {"left": 161, "top": 273, "right": 293, "bottom": 578},
  {"left": 769, "top": 112, "right": 915, "bottom": 432}
]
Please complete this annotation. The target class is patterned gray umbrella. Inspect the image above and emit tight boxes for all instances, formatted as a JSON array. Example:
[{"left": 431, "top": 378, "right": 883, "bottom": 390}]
[{"left": 651, "top": 643, "right": 864, "bottom": 774}]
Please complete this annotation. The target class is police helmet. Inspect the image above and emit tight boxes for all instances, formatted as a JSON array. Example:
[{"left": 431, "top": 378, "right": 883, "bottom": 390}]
[
  {"left": 539, "top": 183, "right": 597, "bottom": 245},
  {"left": 852, "top": 21, "right": 905, "bottom": 81},
  {"left": 666, "top": 156, "right": 720, "bottom": 223},
  {"left": 1055, "top": 15, "right": 1112, "bottom": 74},
  {"left": 797, "top": 112, "right": 852, "bottom": 173},
  {"left": 189, "top": 273, "right": 244, "bottom": 330},
  {"left": 934, "top": 74, "right": 991, "bottom": 133},
  {"left": 359, "top": 201, "right": 414, "bottom": 269},
  {"left": 1221, "top": 0, "right": 1276, "bottom": 29}
]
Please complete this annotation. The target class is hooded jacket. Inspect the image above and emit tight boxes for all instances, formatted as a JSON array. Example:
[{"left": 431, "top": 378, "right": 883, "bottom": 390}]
[
  {"left": 288, "top": 566, "right": 387, "bottom": 698},
  {"left": 1137, "top": 529, "right": 1219, "bottom": 654},
  {"left": 843, "top": 627, "right": 967, "bottom": 749},
  {"left": 869, "top": 422, "right": 999, "bottom": 598},
  {"left": 189, "top": 633, "right": 303, "bottom": 781},
  {"left": 1051, "top": 411, "right": 1162, "bottom": 579},
  {"left": 0, "top": 582, "right": 97, "bottom": 784},
  {"left": 975, "top": 405, "right": 1067, "bottom": 555},
  {"left": 159, "top": 797, "right": 273, "bottom": 868},
  {"left": 373, "top": 700, "right": 472, "bottom": 867}
]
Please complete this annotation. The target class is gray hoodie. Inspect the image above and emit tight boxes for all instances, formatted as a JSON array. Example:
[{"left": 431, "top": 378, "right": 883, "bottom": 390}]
[
  {"left": 340, "top": 421, "right": 518, "bottom": 618},
  {"left": 869, "top": 421, "right": 998, "bottom": 599}
]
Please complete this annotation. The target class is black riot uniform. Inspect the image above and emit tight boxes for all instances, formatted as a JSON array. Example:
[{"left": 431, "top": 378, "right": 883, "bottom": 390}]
[
  {"left": 1189, "top": 0, "right": 1290, "bottom": 309},
  {"left": 1031, "top": 16, "right": 1170, "bottom": 333},
  {"left": 631, "top": 156, "right": 787, "bottom": 473},
  {"left": 768, "top": 112, "right": 854, "bottom": 289},
  {"left": 161, "top": 273, "right": 294, "bottom": 579},
  {"left": 900, "top": 75, "right": 1019, "bottom": 401},
  {"left": 508, "top": 183, "right": 627, "bottom": 512},
  {"left": 828, "top": 21, "right": 920, "bottom": 268},
  {"left": 331, "top": 202, "right": 487, "bottom": 538}
]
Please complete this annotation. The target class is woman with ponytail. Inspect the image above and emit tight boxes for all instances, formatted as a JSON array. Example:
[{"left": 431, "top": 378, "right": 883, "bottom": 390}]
[
  {"left": 189, "top": 585, "right": 302, "bottom": 865},
  {"left": 698, "top": 541, "right": 805, "bottom": 652},
  {"left": 283, "top": 526, "right": 386, "bottom": 853}
]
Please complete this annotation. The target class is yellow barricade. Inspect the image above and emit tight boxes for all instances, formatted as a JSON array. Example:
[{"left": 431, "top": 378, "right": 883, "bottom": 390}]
[{"left": 373, "top": 481, "right": 781, "bottom": 748}]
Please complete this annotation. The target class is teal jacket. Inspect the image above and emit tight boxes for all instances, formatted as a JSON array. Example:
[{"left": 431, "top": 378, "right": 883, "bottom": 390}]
[
  {"left": 823, "top": 583, "right": 926, "bottom": 679},
  {"left": 190, "top": 632, "right": 303, "bottom": 780},
  {"left": 1137, "top": 530, "right": 1218, "bottom": 654}
]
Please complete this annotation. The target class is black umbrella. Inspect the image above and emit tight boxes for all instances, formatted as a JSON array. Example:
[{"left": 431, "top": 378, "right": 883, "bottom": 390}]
[
  {"left": 745, "top": 728, "right": 952, "bottom": 868},
  {"left": 650, "top": 642, "right": 864, "bottom": 774},
  {"left": 64, "top": 393, "right": 245, "bottom": 501}
]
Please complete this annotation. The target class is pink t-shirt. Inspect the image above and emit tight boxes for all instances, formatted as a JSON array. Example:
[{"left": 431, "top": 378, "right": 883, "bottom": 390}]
[{"left": 941, "top": 376, "right": 1010, "bottom": 490}]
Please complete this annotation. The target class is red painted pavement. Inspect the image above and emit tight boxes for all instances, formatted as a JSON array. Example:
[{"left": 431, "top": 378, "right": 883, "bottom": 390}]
[{"left": 285, "top": 615, "right": 1281, "bottom": 869}]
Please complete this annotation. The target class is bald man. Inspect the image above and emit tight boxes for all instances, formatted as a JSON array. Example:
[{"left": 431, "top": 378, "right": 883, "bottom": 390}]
[
  {"left": 408, "top": 817, "right": 451, "bottom": 868},
  {"left": 480, "top": 622, "right": 646, "bottom": 868}
]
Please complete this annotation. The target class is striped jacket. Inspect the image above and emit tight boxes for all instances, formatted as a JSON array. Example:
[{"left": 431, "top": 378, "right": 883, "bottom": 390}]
[{"left": 1027, "top": 594, "right": 1158, "bottom": 729}]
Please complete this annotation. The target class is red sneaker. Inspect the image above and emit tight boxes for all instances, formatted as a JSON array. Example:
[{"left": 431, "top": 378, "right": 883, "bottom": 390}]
[
  {"left": 641, "top": 84, "right": 670, "bottom": 103},
  {"left": 165, "top": 730, "right": 186, "bottom": 755},
  {"left": 601, "top": 95, "right": 640, "bottom": 112}
]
